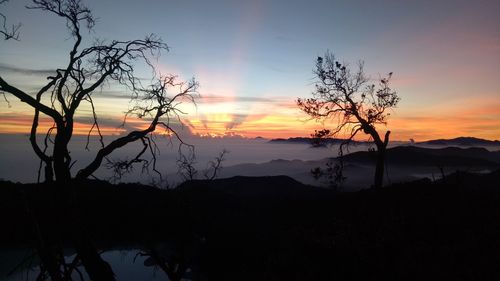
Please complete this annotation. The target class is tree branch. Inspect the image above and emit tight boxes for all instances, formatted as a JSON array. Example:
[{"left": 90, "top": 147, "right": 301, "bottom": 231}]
[
  {"left": 0, "top": 0, "right": 21, "bottom": 40},
  {"left": 0, "top": 76, "right": 64, "bottom": 125}
]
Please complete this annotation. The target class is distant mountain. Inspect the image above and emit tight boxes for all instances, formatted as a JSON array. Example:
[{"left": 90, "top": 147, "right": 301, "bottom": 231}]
[
  {"left": 213, "top": 146, "right": 500, "bottom": 190},
  {"left": 417, "top": 137, "right": 500, "bottom": 146},
  {"left": 269, "top": 136, "right": 500, "bottom": 147},
  {"left": 343, "top": 146, "right": 500, "bottom": 167},
  {"left": 268, "top": 137, "right": 367, "bottom": 146}
]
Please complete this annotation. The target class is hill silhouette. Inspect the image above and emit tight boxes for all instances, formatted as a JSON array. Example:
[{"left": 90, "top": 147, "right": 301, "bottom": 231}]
[
  {"left": 269, "top": 136, "right": 500, "bottom": 147},
  {"left": 418, "top": 136, "right": 500, "bottom": 146},
  {"left": 177, "top": 175, "right": 317, "bottom": 197},
  {"left": 209, "top": 146, "right": 500, "bottom": 189},
  {"left": 1, "top": 171, "right": 500, "bottom": 280},
  {"left": 268, "top": 137, "right": 367, "bottom": 145},
  {"left": 342, "top": 146, "right": 500, "bottom": 166}
]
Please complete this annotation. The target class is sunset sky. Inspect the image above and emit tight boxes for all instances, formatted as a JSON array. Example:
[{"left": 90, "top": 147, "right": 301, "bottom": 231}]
[{"left": 1, "top": 0, "right": 499, "bottom": 141}]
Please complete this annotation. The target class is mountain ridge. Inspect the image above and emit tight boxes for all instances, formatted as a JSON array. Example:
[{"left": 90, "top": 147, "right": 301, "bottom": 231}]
[
  {"left": 269, "top": 136, "right": 500, "bottom": 146},
  {"left": 417, "top": 136, "right": 500, "bottom": 146}
]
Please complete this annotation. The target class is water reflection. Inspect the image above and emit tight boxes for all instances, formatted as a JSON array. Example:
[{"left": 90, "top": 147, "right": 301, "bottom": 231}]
[{"left": 1, "top": 247, "right": 202, "bottom": 281}]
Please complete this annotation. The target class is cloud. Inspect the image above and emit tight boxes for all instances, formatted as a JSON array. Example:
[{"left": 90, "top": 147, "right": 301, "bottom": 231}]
[
  {"left": 0, "top": 63, "right": 55, "bottom": 76},
  {"left": 91, "top": 90, "right": 137, "bottom": 100},
  {"left": 198, "top": 95, "right": 277, "bottom": 104},
  {"left": 181, "top": 119, "right": 196, "bottom": 130},
  {"left": 225, "top": 113, "right": 249, "bottom": 130},
  {"left": 0, "top": 112, "right": 127, "bottom": 136},
  {"left": 73, "top": 115, "right": 125, "bottom": 129}
]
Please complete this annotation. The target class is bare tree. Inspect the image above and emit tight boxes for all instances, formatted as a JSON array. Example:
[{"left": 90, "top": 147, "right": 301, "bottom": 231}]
[
  {"left": 297, "top": 52, "right": 400, "bottom": 189},
  {"left": 177, "top": 150, "right": 198, "bottom": 182},
  {"left": 310, "top": 159, "right": 346, "bottom": 190},
  {"left": 310, "top": 128, "right": 331, "bottom": 147},
  {"left": 0, "top": 0, "right": 21, "bottom": 40},
  {"left": 177, "top": 149, "right": 229, "bottom": 182},
  {"left": 0, "top": 0, "right": 197, "bottom": 183},
  {"left": 0, "top": 1, "right": 198, "bottom": 280},
  {"left": 203, "top": 149, "right": 228, "bottom": 180}
]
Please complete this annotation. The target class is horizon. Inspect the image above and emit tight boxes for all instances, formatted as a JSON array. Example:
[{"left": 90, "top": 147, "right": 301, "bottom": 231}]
[
  {"left": 0, "top": 131, "right": 498, "bottom": 143},
  {"left": 1, "top": 2, "right": 499, "bottom": 277},
  {"left": 1, "top": 0, "right": 499, "bottom": 141},
  {"left": 1, "top": 132, "right": 499, "bottom": 184}
]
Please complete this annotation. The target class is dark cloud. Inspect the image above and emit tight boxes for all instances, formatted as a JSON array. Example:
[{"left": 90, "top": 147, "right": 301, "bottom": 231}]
[
  {"left": 225, "top": 114, "right": 249, "bottom": 130},
  {"left": 182, "top": 119, "right": 196, "bottom": 130},
  {"left": 73, "top": 115, "right": 125, "bottom": 128},
  {"left": 0, "top": 63, "right": 55, "bottom": 76}
]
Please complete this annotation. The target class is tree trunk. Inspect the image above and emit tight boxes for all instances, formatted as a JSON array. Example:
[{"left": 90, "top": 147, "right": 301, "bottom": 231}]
[
  {"left": 53, "top": 133, "right": 71, "bottom": 183},
  {"left": 44, "top": 161, "right": 54, "bottom": 183},
  {"left": 373, "top": 147, "right": 386, "bottom": 189},
  {"left": 373, "top": 131, "right": 390, "bottom": 189}
]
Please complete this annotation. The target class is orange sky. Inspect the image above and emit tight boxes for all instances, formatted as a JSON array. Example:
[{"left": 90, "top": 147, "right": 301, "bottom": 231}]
[
  {"left": 1, "top": 0, "right": 499, "bottom": 142},
  {"left": 1, "top": 93, "right": 499, "bottom": 141}
]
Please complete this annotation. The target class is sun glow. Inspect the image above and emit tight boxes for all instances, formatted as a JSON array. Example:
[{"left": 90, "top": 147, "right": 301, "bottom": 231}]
[{"left": 0, "top": 118, "right": 127, "bottom": 136}]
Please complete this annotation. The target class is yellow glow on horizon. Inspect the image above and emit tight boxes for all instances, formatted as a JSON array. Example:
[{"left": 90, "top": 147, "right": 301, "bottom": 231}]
[
  {"left": 0, "top": 114, "right": 130, "bottom": 136},
  {"left": 1, "top": 94, "right": 499, "bottom": 141},
  {"left": 0, "top": 120, "right": 127, "bottom": 136}
]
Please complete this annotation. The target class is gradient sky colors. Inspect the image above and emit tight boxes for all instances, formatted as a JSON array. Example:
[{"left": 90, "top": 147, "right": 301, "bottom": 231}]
[{"left": 1, "top": 0, "right": 499, "bottom": 141}]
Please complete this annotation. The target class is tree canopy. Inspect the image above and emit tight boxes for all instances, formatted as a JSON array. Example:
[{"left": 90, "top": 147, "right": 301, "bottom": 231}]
[
  {"left": 298, "top": 51, "right": 399, "bottom": 188},
  {"left": 0, "top": 0, "right": 197, "bottom": 183}
]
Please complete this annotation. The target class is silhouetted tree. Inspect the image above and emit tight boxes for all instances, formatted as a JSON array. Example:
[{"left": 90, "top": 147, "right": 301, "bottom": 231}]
[
  {"left": 297, "top": 52, "right": 400, "bottom": 188},
  {"left": 310, "top": 129, "right": 331, "bottom": 147},
  {"left": 0, "top": 0, "right": 197, "bottom": 183},
  {"left": 311, "top": 159, "right": 346, "bottom": 190},
  {"left": 0, "top": 0, "right": 21, "bottom": 40},
  {"left": 1, "top": 3, "right": 197, "bottom": 279},
  {"left": 203, "top": 149, "right": 228, "bottom": 180},
  {"left": 177, "top": 149, "right": 229, "bottom": 182},
  {"left": 177, "top": 151, "right": 198, "bottom": 182}
]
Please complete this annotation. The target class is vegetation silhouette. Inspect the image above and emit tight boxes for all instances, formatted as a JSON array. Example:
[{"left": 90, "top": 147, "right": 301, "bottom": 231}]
[
  {"left": 1, "top": 1, "right": 499, "bottom": 281},
  {"left": 0, "top": 0, "right": 197, "bottom": 184},
  {"left": 310, "top": 128, "right": 332, "bottom": 147},
  {"left": 177, "top": 149, "right": 229, "bottom": 182},
  {"left": 2, "top": 170, "right": 500, "bottom": 280},
  {"left": 0, "top": 0, "right": 197, "bottom": 280},
  {"left": 0, "top": 0, "right": 21, "bottom": 40},
  {"left": 298, "top": 51, "right": 399, "bottom": 189}
]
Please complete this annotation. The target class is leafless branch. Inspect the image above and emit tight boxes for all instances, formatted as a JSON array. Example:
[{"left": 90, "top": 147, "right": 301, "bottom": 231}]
[
  {"left": 84, "top": 93, "right": 104, "bottom": 150},
  {"left": 1, "top": 91, "right": 11, "bottom": 107},
  {"left": 203, "top": 149, "right": 229, "bottom": 180},
  {"left": 76, "top": 75, "right": 198, "bottom": 180},
  {"left": 1, "top": 0, "right": 21, "bottom": 40},
  {"left": 177, "top": 150, "right": 198, "bottom": 181}
]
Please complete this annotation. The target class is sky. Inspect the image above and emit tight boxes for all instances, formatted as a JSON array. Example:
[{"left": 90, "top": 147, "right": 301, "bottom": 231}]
[{"left": 1, "top": 0, "right": 499, "bottom": 141}]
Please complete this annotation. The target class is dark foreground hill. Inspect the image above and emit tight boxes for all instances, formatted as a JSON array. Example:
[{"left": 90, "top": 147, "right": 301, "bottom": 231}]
[{"left": 1, "top": 172, "right": 500, "bottom": 280}]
